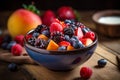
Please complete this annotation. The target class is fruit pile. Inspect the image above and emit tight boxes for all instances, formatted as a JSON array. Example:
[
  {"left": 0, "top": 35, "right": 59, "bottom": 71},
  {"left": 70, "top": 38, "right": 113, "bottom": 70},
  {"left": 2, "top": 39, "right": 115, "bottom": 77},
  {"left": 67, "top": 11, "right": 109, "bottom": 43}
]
[
  {"left": 26, "top": 19, "right": 95, "bottom": 51},
  {"left": 0, "top": 35, "right": 24, "bottom": 56}
]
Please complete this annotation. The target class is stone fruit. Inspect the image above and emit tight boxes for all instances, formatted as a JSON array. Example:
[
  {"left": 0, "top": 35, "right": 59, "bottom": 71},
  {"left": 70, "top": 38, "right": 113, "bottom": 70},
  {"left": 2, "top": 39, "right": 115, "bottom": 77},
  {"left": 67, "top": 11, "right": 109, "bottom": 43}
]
[
  {"left": 7, "top": 9, "right": 42, "bottom": 38},
  {"left": 57, "top": 6, "right": 76, "bottom": 20}
]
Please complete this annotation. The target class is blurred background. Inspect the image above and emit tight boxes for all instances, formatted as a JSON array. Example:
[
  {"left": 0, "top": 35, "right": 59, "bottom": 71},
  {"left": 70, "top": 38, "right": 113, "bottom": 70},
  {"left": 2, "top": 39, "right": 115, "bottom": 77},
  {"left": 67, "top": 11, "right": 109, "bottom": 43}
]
[{"left": 0, "top": 0, "right": 120, "bottom": 11}]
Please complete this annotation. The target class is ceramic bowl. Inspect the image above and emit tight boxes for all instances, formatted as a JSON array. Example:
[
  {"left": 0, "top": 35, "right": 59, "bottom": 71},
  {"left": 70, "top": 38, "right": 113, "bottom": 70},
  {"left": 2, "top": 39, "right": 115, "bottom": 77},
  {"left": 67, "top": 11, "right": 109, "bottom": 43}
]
[
  {"left": 24, "top": 30, "right": 98, "bottom": 71},
  {"left": 92, "top": 10, "right": 120, "bottom": 37}
]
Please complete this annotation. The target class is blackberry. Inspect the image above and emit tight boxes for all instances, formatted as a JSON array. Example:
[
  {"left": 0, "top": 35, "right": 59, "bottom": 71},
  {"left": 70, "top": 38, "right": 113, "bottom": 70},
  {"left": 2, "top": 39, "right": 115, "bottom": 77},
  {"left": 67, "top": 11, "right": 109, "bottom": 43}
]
[
  {"left": 28, "top": 37, "right": 36, "bottom": 46},
  {"left": 34, "top": 25, "right": 49, "bottom": 33},
  {"left": 34, "top": 38, "right": 47, "bottom": 49},
  {"left": 63, "top": 27, "right": 74, "bottom": 37},
  {"left": 51, "top": 31, "right": 64, "bottom": 43}
]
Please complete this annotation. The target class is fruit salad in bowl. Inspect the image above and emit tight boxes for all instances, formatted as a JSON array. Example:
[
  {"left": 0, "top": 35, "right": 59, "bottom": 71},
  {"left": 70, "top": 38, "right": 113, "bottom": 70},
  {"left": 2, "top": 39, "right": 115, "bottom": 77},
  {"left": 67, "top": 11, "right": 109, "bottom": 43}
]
[{"left": 24, "top": 19, "right": 98, "bottom": 71}]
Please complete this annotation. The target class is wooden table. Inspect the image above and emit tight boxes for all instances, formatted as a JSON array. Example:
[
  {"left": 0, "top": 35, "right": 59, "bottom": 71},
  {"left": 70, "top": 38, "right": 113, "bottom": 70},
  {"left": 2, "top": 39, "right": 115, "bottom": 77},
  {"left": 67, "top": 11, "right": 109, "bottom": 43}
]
[{"left": 0, "top": 11, "right": 120, "bottom": 80}]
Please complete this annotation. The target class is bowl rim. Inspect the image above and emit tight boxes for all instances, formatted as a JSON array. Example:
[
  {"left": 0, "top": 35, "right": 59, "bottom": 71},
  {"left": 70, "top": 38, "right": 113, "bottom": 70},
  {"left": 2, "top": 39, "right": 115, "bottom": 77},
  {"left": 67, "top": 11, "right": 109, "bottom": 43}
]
[
  {"left": 24, "top": 29, "right": 98, "bottom": 55},
  {"left": 92, "top": 10, "right": 120, "bottom": 26}
]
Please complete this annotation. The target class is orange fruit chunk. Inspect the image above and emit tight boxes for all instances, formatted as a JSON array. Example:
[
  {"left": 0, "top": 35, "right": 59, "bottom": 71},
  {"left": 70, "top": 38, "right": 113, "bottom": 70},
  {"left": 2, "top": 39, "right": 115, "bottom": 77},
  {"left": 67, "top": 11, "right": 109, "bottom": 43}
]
[
  {"left": 38, "top": 34, "right": 48, "bottom": 41},
  {"left": 46, "top": 40, "right": 59, "bottom": 50},
  {"left": 67, "top": 45, "right": 75, "bottom": 51}
]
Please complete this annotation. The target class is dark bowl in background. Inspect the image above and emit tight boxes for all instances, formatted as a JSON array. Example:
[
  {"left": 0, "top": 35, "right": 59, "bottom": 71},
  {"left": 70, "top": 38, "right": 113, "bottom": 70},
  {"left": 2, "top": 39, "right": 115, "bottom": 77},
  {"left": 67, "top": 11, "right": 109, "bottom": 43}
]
[
  {"left": 92, "top": 10, "right": 120, "bottom": 37},
  {"left": 24, "top": 30, "right": 98, "bottom": 71}
]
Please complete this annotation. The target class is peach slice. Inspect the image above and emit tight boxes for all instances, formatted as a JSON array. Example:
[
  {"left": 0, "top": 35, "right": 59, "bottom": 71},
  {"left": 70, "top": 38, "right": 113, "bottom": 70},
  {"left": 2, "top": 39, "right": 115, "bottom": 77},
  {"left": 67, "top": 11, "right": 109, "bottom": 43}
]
[{"left": 46, "top": 40, "right": 59, "bottom": 50}]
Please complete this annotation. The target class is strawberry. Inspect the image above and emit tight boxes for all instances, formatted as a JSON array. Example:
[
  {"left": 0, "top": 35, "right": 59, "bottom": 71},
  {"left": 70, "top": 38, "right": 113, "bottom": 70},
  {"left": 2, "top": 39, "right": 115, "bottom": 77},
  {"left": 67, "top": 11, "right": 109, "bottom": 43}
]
[
  {"left": 57, "top": 6, "right": 75, "bottom": 20},
  {"left": 84, "top": 31, "right": 95, "bottom": 41},
  {"left": 50, "top": 22, "right": 63, "bottom": 33},
  {"left": 80, "top": 67, "right": 93, "bottom": 79},
  {"left": 42, "top": 10, "right": 56, "bottom": 26},
  {"left": 80, "top": 38, "right": 93, "bottom": 46},
  {"left": 75, "top": 27, "right": 83, "bottom": 39},
  {"left": 58, "top": 41, "right": 71, "bottom": 46}
]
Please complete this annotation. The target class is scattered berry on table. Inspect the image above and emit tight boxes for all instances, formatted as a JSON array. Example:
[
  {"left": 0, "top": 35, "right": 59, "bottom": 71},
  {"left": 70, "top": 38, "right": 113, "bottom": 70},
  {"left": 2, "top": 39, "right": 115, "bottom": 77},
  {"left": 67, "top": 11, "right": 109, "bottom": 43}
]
[
  {"left": 1, "top": 42, "right": 8, "bottom": 49},
  {"left": 6, "top": 41, "right": 16, "bottom": 50},
  {"left": 14, "top": 35, "right": 24, "bottom": 46},
  {"left": 80, "top": 67, "right": 93, "bottom": 79},
  {"left": 11, "top": 44, "right": 23, "bottom": 56},
  {"left": 98, "top": 59, "right": 107, "bottom": 67},
  {"left": 8, "top": 63, "right": 18, "bottom": 72},
  {"left": 3, "top": 34, "right": 12, "bottom": 43}
]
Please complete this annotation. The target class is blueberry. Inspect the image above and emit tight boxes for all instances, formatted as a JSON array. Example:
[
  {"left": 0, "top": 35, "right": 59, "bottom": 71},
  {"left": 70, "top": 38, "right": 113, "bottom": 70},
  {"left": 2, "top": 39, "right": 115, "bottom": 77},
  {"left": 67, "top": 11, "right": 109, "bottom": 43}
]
[
  {"left": 1, "top": 42, "right": 8, "bottom": 49},
  {"left": 41, "top": 30, "right": 50, "bottom": 37},
  {"left": 32, "top": 32, "right": 39, "bottom": 37},
  {"left": 64, "top": 35, "right": 70, "bottom": 42},
  {"left": 82, "top": 27, "right": 91, "bottom": 34},
  {"left": 58, "top": 46, "right": 66, "bottom": 51},
  {"left": 98, "top": 59, "right": 107, "bottom": 67},
  {"left": 64, "top": 19, "right": 71, "bottom": 24},
  {"left": 6, "top": 41, "right": 16, "bottom": 50},
  {"left": 8, "top": 63, "right": 18, "bottom": 72},
  {"left": 3, "top": 34, "right": 12, "bottom": 42}
]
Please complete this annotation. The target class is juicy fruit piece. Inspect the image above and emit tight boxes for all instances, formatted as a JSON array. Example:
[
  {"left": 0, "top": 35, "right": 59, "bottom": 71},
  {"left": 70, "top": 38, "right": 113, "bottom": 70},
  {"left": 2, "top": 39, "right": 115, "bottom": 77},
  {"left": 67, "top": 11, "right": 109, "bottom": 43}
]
[
  {"left": 75, "top": 27, "right": 83, "bottom": 39},
  {"left": 11, "top": 44, "right": 23, "bottom": 56},
  {"left": 58, "top": 41, "right": 71, "bottom": 46},
  {"left": 38, "top": 34, "right": 48, "bottom": 41},
  {"left": 98, "top": 59, "right": 107, "bottom": 67},
  {"left": 42, "top": 10, "right": 56, "bottom": 26},
  {"left": 8, "top": 63, "right": 18, "bottom": 72},
  {"left": 57, "top": 6, "right": 75, "bottom": 20},
  {"left": 50, "top": 22, "right": 63, "bottom": 33},
  {"left": 14, "top": 35, "right": 24, "bottom": 46},
  {"left": 80, "top": 38, "right": 93, "bottom": 46},
  {"left": 46, "top": 40, "right": 59, "bottom": 50},
  {"left": 84, "top": 31, "right": 95, "bottom": 41},
  {"left": 67, "top": 45, "right": 74, "bottom": 50},
  {"left": 7, "top": 9, "right": 42, "bottom": 38},
  {"left": 80, "top": 67, "right": 93, "bottom": 79}
]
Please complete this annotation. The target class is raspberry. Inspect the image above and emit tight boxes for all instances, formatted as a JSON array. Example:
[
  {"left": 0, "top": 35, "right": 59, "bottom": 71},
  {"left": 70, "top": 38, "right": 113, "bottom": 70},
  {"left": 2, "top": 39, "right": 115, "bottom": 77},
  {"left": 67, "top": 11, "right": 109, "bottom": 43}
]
[
  {"left": 11, "top": 44, "right": 22, "bottom": 56},
  {"left": 80, "top": 67, "right": 93, "bottom": 79},
  {"left": 14, "top": 35, "right": 24, "bottom": 46},
  {"left": 84, "top": 31, "right": 95, "bottom": 41},
  {"left": 50, "top": 22, "right": 63, "bottom": 33}
]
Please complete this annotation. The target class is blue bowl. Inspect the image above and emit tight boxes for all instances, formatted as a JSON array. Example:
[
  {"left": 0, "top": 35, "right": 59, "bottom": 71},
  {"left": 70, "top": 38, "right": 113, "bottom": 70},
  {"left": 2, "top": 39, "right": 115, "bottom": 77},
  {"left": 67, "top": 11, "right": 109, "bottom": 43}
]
[{"left": 24, "top": 30, "right": 98, "bottom": 71}]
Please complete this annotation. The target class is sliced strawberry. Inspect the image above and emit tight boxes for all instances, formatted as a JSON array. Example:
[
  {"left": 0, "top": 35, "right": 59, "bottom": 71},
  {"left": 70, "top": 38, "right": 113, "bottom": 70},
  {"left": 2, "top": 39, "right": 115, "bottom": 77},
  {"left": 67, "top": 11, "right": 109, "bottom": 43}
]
[
  {"left": 80, "top": 38, "right": 93, "bottom": 46},
  {"left": 84, "top": 31, "right": 95, "bottom": 41},
  {"left": 58, "top": 41, "right": 71, "bottom": 46},
  {"left": 50, "top": 22, "right": 63, "bottom": 33},
  {"left": 75, "top": 27, "right": 83, "bottom": 39}
]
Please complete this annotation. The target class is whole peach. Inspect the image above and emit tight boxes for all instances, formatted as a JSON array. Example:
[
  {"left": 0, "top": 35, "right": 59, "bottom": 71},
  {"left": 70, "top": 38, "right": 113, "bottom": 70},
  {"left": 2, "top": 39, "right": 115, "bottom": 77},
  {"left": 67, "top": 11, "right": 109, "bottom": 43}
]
[{"left": 7, "top": 9, "right": 42, "bottom": 38}]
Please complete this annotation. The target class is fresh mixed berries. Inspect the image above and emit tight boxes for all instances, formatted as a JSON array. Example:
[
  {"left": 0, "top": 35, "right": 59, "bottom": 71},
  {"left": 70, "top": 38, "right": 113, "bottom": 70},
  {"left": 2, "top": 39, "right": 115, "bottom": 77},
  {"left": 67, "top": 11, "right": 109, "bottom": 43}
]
[
  {"left": 26, "top": 19, "right": 96, "bottom": 51},
  {"left": 0, "top": 34, "right": 24, "bottom": 56}
]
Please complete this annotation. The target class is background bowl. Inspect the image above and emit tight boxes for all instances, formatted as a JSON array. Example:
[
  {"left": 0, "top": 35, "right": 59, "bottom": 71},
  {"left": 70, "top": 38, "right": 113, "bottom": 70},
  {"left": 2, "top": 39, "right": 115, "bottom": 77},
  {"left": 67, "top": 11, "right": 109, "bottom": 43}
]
[
  {"left": 92, "top": 10, "right": 120, "bottom": 37},
  {"left": 24, "top": 30, "right": 98, "bottom": 71}
]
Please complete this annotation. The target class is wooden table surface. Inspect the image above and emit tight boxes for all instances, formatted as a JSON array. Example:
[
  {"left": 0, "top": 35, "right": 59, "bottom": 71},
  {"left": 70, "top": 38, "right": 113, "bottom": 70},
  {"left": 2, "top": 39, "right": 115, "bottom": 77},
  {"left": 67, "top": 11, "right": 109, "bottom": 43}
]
[{"left": 0, "top": 11, "right": 120, "bottom": 80}]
